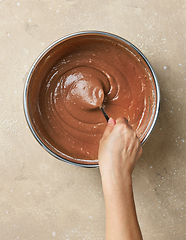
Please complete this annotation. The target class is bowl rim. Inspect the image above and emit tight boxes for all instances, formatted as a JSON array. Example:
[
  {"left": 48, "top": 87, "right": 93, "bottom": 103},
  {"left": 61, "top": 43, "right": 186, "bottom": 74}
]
[{"left": 23, "top": 30, "right": 160, "bottom": 168}]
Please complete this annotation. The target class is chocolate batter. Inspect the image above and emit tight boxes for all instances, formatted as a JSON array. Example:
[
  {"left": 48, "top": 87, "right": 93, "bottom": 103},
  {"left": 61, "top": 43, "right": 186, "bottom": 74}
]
[{"left": 27, "top": 34, "right": 157, "bottom": 165}]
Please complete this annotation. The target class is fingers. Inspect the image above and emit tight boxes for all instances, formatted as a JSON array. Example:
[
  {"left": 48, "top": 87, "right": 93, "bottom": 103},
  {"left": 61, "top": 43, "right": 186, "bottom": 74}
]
[
  {"left": 136, "top": 141, "right": 142, "bottom": 159},
  {"left": 128, "top": 134, "right": 142, "bottom": 156},
  {"left": 101, "top": 118, "right": 116, "bottom": 139},
  {"left": 115, "top": 117, "right": 142, "bottom": 157},
  {"left": 116, "top": 117, "right": 134, "bottom": 131},
  {"left": 116, "top": 117, "right": 129, "bottom": 125}
]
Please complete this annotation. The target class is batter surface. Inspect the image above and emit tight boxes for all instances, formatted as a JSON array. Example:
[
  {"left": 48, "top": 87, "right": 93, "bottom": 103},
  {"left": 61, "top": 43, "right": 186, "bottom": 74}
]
[{"left": 29, "top": 35, "right": 156, "bottom": 165}]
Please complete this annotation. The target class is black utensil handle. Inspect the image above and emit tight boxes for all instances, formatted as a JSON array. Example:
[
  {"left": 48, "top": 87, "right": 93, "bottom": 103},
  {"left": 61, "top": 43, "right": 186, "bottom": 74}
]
[{"left": 100, "top": 106, "right": 109, "bottom": 122}]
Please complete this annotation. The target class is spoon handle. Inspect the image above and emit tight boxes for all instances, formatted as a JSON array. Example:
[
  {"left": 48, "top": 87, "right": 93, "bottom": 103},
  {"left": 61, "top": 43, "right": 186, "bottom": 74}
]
[{"left": 100, "top": 106, "right": 109, "bottom": 122}]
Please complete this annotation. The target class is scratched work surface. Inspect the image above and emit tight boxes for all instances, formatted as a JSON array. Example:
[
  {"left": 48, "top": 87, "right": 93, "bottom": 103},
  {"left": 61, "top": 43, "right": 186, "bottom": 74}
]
[{"left": 0, "top": 1, "right": 186, "bottom": 239}]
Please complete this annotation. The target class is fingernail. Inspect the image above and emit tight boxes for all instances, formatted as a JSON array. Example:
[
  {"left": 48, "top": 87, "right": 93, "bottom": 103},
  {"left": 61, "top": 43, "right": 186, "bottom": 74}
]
[{"left": 108, "top": 118, "right": 113, "bottom": 124}]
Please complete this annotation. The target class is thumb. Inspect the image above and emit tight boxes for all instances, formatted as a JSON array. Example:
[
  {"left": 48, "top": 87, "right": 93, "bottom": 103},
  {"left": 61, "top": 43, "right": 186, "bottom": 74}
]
[{"left": 102, "top": 118, "right": 115, "bottom": 139}]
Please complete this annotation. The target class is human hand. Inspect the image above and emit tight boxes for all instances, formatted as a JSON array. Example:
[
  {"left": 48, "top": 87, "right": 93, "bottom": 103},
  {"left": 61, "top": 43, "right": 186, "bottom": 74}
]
[
  {"left": 98, "top": 117, "right": 143, "bottom": 240},
  {"left": 98, "top": 117, "right": 142, "bottom": 186}
]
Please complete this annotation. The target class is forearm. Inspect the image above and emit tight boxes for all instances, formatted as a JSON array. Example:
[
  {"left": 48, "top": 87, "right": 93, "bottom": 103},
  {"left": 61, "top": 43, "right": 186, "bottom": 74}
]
[
  {"left": 98, "top": 117, "right": 143, "bottom": 239},
  {"left": 102, "top": 175, "right": 143, "bottom": 240}
]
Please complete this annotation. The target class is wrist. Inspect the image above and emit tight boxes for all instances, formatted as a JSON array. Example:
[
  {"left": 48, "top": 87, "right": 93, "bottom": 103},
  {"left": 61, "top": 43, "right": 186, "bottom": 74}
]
[{"left": 101, "top": 169, "right": 133, "bottom": 196}]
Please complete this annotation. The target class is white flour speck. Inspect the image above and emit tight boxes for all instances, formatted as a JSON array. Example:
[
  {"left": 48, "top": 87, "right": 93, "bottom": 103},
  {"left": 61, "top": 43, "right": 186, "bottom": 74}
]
[{"left": 52, "top": 231, "right": 56, "bottom": 237}]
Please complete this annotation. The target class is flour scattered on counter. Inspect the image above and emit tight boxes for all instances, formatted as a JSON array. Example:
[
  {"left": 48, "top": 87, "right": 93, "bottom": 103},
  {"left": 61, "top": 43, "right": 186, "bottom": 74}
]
[
  {"left": 52, "top": 231, "right": 56, "bottom": 237},
  {"left": 17, "top": 2, "right": 20, "bottom": 6}
]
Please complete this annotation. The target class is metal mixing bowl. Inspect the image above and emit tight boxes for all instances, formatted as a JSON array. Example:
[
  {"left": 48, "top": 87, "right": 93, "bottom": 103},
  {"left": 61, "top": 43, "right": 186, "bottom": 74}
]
[{"left": 23, "top": 31, "right": 160, "bottom": 167}]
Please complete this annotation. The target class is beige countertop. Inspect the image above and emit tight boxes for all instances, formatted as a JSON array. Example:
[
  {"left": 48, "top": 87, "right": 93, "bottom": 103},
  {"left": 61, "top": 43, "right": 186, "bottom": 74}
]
[{"left": 0, "top": 1, "right": 186, "bottom": 239}]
